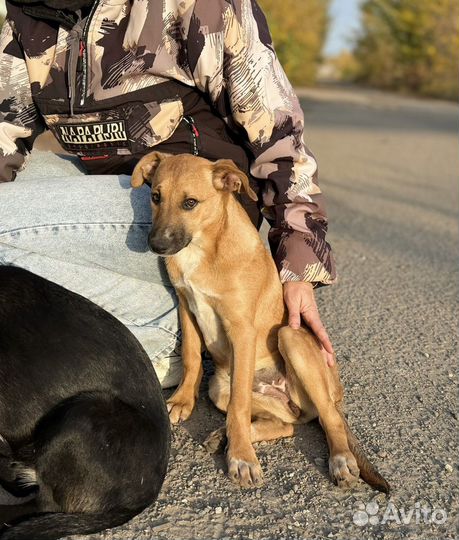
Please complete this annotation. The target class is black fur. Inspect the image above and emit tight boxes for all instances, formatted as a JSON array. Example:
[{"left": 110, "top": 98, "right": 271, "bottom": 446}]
[{"left": 0, "top": 266, "right": 171, "bottom": 540}]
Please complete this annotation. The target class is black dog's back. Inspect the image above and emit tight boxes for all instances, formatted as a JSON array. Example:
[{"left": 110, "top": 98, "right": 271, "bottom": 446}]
[
  {"left": 0, "top": 266, "right": 166, "bottom": 439},
  {"left": 0, "top": 266, "right": 171, "bottom": 540}
]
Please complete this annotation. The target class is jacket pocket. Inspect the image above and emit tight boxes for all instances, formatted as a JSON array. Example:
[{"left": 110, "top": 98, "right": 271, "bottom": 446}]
[
  {"left": 129, "top": 99, "right": 184, "bottom": 153},
  {"left": 40, "top": 98, "right": 184, "bottom": 157}
]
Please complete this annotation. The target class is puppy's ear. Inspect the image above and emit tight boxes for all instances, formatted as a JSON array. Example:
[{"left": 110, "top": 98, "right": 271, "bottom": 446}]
[
  {"left": 212, "top": 159, "right": 258, "bottom": 201},
  {"left": 131, "top": 152, "right": 170, "bottom": 188}
]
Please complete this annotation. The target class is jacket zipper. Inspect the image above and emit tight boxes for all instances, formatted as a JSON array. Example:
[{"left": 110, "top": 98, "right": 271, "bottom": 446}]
[
  {"left": 79, "top": 0, "right": 100, "bottom": 107},
  {"left": 77, "top": 40, "right": 85, "bottom": 73},
  {"left": 183, "top": 116, "right": 200, "bottom": 156}
]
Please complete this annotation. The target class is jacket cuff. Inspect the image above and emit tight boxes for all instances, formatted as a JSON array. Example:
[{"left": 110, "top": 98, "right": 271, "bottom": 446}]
[{"left": 272, "top": 229, "right": 337, "bottom": 286}]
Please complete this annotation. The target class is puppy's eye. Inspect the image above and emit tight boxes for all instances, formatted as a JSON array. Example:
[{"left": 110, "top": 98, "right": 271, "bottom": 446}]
[
  {"left": 183, "top": 198, "right": 198, "bottom": 210},
  {"left": 151, "top": 192, "right": 161, "bottom": 204}
]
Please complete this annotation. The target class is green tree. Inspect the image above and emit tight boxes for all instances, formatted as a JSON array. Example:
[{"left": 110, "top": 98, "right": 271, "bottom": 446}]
[
  {"left": 354, "top": 0, "right": 459, "bottom": 99},
  {"left": 259, "top": 0, "right": 330, "bottom": 86}
]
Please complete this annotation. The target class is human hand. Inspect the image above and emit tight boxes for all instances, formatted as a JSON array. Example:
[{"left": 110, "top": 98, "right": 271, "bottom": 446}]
[{"left": 283, "top": 281, "right": 335, "bottom": 367}]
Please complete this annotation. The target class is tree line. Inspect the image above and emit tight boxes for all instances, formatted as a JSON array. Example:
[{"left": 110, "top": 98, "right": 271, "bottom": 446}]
[
  {"left": 258, "top": 0, "right": 330, "bottom": 87},
  {"left": 351, "top": 0, "right": 459, "bottom": 100},
  {"left": 261, "top": 0, "right": 458, "bottom": 100}
]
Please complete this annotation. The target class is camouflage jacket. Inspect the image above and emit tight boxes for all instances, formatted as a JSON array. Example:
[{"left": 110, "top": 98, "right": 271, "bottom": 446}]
[{"left": 0, "top": 0, "right": 336, "bottom": 285}]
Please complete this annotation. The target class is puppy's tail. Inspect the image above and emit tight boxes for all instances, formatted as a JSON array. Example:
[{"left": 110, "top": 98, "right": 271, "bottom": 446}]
[
  {"left": 340, "top": 411, "right": 390, "bottom": 494},
  {"left": 0, "top": 510, "right": 134, "bottom": 540}
]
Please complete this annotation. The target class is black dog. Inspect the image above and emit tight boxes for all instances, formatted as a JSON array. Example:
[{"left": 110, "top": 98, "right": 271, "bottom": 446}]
[{"left": 0, "top": 266, "right": 170, "bottom": 540}]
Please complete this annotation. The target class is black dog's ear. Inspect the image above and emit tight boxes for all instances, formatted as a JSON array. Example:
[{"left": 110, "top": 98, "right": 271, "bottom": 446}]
[
  {"left": 131, "top": 152, "right": 170, "bottom": 188},
  {"left": 212, "top": 159, "right": 258, "bottom": 201}
]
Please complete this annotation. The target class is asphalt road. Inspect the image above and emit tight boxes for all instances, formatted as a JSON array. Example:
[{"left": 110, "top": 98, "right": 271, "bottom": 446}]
[{"left": 16, "top": 85, "right": 459, "bottom": 539}]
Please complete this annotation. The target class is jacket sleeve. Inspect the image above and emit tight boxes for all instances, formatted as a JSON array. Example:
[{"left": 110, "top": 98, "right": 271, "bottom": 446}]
[
  {"left": 188, "top": 0, "right": 336, "bottom": 285},
  {"left": 0, "top": 18, "right": 45, "bottom": 183}
]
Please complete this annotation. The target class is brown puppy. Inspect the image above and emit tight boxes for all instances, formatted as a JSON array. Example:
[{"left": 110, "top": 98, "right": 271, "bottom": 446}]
[{"left": 131, "top": 152, "right": 389, "bottom": 492}]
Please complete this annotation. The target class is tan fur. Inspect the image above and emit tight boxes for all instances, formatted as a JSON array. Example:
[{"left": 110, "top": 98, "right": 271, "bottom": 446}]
[{"left": 132, "top": 153, "right": 389, "bottom": 492}]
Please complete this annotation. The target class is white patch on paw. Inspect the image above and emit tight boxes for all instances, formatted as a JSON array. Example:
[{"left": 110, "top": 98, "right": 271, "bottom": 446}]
[{"left": 329, "top": 453, "right": 360, "bottom": 489}]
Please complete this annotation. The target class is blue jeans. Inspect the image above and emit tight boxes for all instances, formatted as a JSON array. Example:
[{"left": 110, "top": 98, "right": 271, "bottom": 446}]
[{"left": 0, "top": 151, "right": 182, "bottom": 388}]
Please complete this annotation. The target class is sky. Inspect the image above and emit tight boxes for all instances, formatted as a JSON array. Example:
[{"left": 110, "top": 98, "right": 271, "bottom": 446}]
[
  {"left": 0, "top": 0, "right": 362, "bottom": 57},
  {"left": 324, "top": 0, "right": 363, "bottom": 56}
]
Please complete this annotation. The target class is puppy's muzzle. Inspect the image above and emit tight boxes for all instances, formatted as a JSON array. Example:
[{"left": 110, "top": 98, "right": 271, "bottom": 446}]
[{"left": 148, "top": 227, "right": 191, "bottom": 256}]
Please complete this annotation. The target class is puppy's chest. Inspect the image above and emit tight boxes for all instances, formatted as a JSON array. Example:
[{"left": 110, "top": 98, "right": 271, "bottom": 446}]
[
  {"left": 168, "top": 247, "right": 211, "bottom": 293},
  {"left": 168, "top": 250, "right": 228, "bottom": 357}
]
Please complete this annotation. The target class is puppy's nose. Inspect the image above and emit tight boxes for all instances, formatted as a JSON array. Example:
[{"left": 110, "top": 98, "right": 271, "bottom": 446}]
[
  {"left": 148, "top": 227, "right": 191, "bottom": 255},
  {"left": 148, "top": 232, "right": 170, "bottom": 254}
]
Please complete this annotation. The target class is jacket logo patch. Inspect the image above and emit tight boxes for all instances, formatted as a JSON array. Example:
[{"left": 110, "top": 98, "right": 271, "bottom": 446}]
[{"left": 56, "top": 121, "right": 128, "bottom": 147}]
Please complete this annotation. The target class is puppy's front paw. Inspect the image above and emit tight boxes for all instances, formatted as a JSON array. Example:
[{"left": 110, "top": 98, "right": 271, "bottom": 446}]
[
  {"left": 227, "top": 447, "right": 264, "bottom": 488},
  {"left": 166, "top": 395, "right": 195, "bottom": 424},
  {"left": 329, "top": 452, "right": 360, "bottom": 489}
]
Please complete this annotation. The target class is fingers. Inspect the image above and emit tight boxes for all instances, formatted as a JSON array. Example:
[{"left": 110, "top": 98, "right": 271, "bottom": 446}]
[
  {"left": 322, "top": 346, "right": 336, "bottom": 368},
  {"left": 302, "top": 308, "right": 335, "bottom": 366},
  {"left": 302, "top": 309, "right": 334, "bottom": 354},
  {"left": 283, "top": 281, "right": 335, "bottom": 367},
  {"left": 287, "top": 310, "right": 301, "bottom": 330},
  {"left": 284, "top": 292, "right": 302, "bottom": 330}
]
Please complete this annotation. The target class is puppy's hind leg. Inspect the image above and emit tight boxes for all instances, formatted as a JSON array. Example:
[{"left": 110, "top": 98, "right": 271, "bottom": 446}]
[
  {"left": 279, "top": 326, "right": 390, "bottom": 493},
  {"left": 278, "top": 326, "right": 360, "bottom": 489},
  {"left": 250, "top": 418, "right": 294, "bottom": 443},
  {"left": 205, "top": 377, "right": 294, "bottom": 454},
  {"left": 204, "top": 418, "right": 294, "bottom": 454}
]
